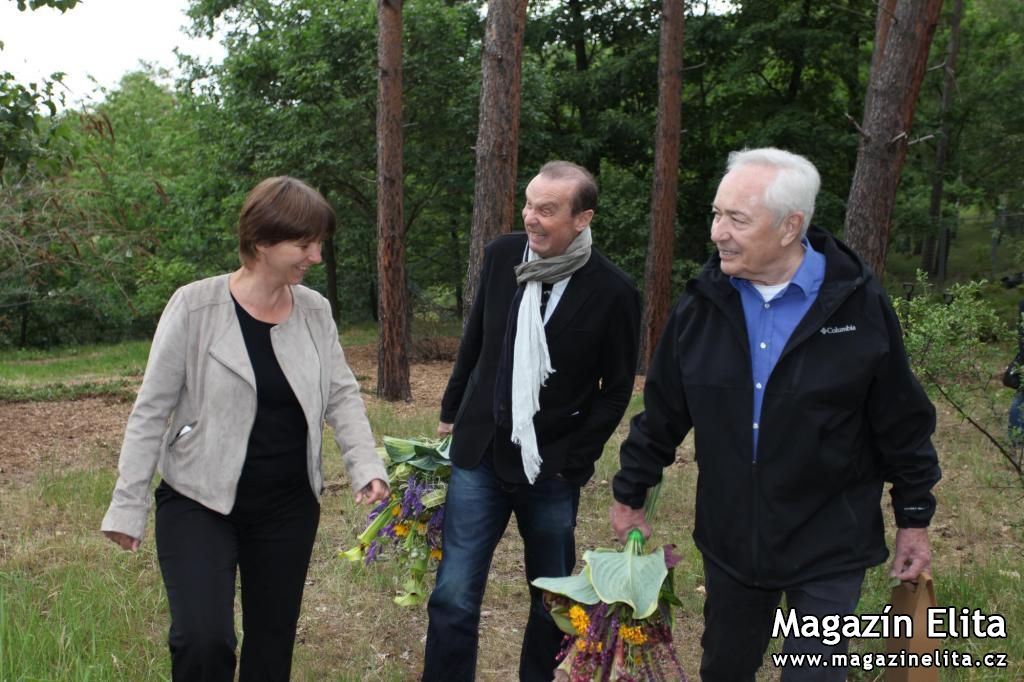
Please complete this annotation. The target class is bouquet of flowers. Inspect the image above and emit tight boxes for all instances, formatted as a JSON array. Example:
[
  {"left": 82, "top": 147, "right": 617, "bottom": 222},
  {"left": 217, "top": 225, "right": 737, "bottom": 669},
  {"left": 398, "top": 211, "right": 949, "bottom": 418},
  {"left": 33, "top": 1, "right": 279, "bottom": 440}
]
[
  {"left": 532, "top": 485, "right": 688, "bottom": 681},
  {"left": 340, "top": 435, "right": 451, "bottom": 606}
]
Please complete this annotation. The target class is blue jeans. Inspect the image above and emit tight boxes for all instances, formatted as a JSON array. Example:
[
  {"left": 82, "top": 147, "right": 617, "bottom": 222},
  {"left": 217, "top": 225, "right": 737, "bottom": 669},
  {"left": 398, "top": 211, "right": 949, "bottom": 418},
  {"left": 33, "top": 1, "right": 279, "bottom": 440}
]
[
  {"left": 1010, "top": 392, "right": 1024, "bottom": 447},
  {"left": 422, "top": 459, "right": 580, "bottom": 682}
]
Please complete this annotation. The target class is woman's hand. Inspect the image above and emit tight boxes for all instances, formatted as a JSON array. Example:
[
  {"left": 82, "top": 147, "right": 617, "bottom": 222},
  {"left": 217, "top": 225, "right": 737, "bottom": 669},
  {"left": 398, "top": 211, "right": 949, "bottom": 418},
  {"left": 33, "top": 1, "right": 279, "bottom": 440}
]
[
  {"left": 355, "top": 478, "right": 390, "bottom": 505},
  {"left": 103, "top": 530, "right": 140, "bottom": 552}
]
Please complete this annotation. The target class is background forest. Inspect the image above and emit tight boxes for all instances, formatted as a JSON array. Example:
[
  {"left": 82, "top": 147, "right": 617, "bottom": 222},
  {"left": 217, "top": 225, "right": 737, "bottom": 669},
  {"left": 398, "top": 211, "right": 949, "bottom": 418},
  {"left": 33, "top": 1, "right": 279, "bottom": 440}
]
[{"left": 2, "top": 0, "right": 1023, "bottom": 350}]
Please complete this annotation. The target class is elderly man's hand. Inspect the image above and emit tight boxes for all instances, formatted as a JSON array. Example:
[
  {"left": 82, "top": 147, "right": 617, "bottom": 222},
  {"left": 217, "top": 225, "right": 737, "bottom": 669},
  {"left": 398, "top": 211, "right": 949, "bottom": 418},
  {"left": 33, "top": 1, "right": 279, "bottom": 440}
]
[
  {"left": 890, "top": 527, "right": 931, "bottom": 581},
  {"left": 609, "top": 501, "right": 651, "bottom": 544}
]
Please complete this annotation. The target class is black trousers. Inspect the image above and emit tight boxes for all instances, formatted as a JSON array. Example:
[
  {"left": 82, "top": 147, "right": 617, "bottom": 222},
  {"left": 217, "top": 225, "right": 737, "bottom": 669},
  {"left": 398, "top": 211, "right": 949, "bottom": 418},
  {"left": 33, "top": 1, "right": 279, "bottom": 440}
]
[
  {"left": 154, "top": 481, "right": 320, "bottom": 682},
  {"left": 700, "top": 556, "right": 865, "bottom": 682}
]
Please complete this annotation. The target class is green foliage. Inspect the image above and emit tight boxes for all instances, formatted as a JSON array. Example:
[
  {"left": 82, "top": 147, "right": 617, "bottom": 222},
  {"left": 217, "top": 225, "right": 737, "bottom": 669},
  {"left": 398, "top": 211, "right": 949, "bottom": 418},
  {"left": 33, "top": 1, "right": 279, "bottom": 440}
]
[
  {"left": 893, "top": 0, "right": 1024, "bottom": 272},
  {"left": 0, "top": 72, "right": 73, "bottom": 178},
  {"left": 2, "top": 0, "right": 1023, "bottom": 347},
  {"left": 183, "top": 0, "right": 481, "bottom": 323},
  {"left": 1, "top": 0, "right": 80, "bottom": 177},
  {"left": 11, "top": 0, "right": 80, "bottom": 9},
  {"left": 893, "top": 272, "right": 1022, "bottom": 480}
]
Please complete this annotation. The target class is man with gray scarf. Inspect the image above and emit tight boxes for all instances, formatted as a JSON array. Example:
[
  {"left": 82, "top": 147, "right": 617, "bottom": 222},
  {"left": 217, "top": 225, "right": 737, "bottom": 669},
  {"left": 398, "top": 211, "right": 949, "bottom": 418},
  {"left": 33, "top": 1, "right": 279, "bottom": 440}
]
[{"left": 422, "top": 161, "right": 641, "bottom": 682}]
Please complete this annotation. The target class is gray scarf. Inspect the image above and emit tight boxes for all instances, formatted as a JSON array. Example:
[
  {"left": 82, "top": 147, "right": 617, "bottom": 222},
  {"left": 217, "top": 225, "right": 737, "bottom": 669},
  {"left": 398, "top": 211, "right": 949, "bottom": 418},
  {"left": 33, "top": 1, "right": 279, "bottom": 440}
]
[
  {"left": 510, "top": 227, "right": 592, "bottom": 483},
  {"left": 514, "top": 226, "right": 593, "bottom": 284}
]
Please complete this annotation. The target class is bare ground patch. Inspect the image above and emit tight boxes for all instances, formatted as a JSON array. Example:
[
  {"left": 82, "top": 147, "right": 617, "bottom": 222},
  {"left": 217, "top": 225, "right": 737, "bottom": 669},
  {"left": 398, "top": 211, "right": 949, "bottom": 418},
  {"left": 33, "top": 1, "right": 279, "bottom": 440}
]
[
  {"left": 0, "top": 396, "right": 131, "bottom": 488},
  {"left": 0, "top": 343, "right": 450, "bottom": 488}
]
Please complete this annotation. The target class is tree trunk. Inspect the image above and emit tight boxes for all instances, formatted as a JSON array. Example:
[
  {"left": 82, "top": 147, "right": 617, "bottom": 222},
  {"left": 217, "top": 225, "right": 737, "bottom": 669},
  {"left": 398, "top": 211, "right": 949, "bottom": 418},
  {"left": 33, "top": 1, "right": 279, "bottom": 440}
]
[
  {"left": 843, "top": 0, "right": 943, "bottom": 276},
  {"left": 568, "top": 0, "right": 599, "bottom": 175},
  {"left": 785, "top": 0, "right": 813, "bottom": 103},
  {"left": 932, "top": 0, "right": 963, "bottom": 290},
  {"left": 450, "top": 219, "right": 464, "bottom": 320},
  {"left": 464, "top": 0, "right": 528, "bottom": 318},
  {"left": 639, "top": 0, "right": 684, "bottom": 373},
  {"left": 376, "top": 0, "right": 411, "bottom": 401}
]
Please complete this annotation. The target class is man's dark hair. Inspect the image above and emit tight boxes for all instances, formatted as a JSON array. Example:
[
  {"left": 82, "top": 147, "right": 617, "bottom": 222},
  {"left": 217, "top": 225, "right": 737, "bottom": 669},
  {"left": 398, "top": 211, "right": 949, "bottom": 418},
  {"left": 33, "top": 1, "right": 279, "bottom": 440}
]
[{"left": 538, "top": 160, "right": 598, "bottom": 215}]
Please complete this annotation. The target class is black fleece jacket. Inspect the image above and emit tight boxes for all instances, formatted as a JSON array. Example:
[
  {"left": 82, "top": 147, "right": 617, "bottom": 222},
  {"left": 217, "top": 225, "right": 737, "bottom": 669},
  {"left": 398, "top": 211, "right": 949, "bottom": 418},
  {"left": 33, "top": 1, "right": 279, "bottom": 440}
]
[{"left": 613, "top": 227, "right": 941, "bottom": 589}]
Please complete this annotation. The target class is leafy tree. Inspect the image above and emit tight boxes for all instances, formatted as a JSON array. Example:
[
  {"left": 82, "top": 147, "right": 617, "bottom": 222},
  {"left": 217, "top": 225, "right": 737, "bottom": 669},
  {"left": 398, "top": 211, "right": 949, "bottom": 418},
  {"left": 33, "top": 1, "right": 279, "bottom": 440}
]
[
  {"left": 888, "top": 0, "right": 1024, "bottom": 283},
  {"left": 894, "top": 273, "right": 1022, "bottom": 483},
  {"left": 0, "top": 69, "right": 220, "bottom": 347},
  {"left": 184, "top": 0, "right": 480, "bottom": 325},
  {"left": 1, "top": 0, "right": 81, "bottom": 179},
  {"left": 678, "top": 0, "right": 874, "bottom": 255}
]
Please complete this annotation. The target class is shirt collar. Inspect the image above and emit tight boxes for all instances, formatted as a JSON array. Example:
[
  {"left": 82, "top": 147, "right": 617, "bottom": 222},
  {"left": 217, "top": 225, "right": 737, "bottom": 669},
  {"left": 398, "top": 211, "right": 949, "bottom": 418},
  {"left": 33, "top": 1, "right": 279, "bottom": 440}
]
[
  {"left": 729, "top": 238, "right": 825, "bottom": 298},
  {"left": 788, "top": 238, "right": 825, "bottom": 297}
]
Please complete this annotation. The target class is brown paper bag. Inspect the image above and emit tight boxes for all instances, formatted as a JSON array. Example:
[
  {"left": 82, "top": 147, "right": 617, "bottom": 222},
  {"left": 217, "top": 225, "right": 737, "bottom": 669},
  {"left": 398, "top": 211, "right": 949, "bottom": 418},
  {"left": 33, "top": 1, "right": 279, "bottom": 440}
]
[{"left": 884, "top": 574, "right": 939, "bottom": 682}]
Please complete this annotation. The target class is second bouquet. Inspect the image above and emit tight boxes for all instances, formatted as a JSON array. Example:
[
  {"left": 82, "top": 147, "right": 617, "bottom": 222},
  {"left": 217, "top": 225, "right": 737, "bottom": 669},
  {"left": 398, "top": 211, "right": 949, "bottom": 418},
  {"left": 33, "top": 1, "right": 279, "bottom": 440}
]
[{"left": 340, "top": 435, "right": 451, "bottom": 606}]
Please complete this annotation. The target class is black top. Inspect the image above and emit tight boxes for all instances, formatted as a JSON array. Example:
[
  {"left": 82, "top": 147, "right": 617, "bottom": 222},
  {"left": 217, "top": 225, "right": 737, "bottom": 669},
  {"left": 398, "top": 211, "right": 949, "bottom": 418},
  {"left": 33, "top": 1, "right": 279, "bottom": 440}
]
[{"left": 232, "top": 295, "right": 309, "bottom": 511}]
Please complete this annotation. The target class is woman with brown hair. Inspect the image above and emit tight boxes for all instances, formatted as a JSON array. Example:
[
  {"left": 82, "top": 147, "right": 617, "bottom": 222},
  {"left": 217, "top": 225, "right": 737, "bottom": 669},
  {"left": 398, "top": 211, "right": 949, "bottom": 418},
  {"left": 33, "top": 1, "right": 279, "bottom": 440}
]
[{"left": 101, "top": 176, "right": 388, "bottom": 681}]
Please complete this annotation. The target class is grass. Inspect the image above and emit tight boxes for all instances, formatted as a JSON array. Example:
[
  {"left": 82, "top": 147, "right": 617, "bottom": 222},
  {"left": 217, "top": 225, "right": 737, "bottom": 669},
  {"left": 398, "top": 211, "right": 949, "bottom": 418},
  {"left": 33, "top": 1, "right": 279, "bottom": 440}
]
[
  {"left": 2, "top": 335, "right": 1023, "bottom": 681},
  {"left": 0, "top": 341, "right": 150, "bottom": 384},
  {"left": 0, "top": 340, "right": 149, "bottom": 403}
]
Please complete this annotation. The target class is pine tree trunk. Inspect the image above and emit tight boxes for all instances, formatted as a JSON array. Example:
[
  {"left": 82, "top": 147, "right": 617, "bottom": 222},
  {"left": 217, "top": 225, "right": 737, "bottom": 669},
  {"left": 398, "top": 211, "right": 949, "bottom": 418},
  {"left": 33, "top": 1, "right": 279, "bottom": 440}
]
[
  {"left": 376, "top": 0, "right": 411, "bottom": 401},
  {"left": 639, "top": 0, "right": 684, "bottom": 373},
  {"left": 843, "top": 0, "right": 943, "bottom": 276},
  {"left": 464, "top": 0, "right": 528, "bottom": 318}
]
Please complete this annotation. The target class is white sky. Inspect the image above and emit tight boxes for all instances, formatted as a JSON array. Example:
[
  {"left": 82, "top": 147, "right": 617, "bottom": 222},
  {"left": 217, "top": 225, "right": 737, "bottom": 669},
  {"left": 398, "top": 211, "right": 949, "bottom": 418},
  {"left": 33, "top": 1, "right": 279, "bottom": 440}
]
[{"left": 0, "top": 0, "right": 225, "bottom": 107}]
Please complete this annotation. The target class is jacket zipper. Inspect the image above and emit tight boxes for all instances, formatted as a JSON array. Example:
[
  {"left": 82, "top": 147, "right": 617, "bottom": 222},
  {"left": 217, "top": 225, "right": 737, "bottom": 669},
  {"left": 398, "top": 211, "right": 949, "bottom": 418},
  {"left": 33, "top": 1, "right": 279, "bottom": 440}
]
[{"left": 751, "top": 459, "right": 760, "bottom": 586}]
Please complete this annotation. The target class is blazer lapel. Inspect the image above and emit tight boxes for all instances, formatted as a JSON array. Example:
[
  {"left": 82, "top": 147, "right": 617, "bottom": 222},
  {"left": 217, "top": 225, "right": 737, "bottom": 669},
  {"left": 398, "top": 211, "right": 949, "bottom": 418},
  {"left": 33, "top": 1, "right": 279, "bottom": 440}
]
[{"left": 543, "top": 255, "right": 599, "bottom": 339}]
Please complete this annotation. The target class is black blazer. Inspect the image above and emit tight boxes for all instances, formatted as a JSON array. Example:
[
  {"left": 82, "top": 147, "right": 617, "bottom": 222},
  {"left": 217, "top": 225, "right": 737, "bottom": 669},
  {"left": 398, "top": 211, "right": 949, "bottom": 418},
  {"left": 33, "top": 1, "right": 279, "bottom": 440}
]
[{"left": 440, "top": 233, "right": 641, "bottom": 485}]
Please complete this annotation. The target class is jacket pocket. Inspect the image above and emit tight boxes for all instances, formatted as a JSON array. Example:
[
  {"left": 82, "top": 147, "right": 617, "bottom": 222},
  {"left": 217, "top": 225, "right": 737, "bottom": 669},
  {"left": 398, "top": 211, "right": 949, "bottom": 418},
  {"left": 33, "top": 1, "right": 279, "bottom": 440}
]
[{"left": 168, "top": 421, "right": 198, "bottom": 448}]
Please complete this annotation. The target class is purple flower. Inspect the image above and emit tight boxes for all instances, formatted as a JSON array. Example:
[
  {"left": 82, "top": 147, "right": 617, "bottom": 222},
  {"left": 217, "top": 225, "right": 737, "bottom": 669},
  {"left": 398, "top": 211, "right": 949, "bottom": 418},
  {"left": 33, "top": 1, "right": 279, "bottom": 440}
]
[
  {"left": 400, "top": 475, "right": 428, "bottom": 518},
  {"left": 364, "top": 540, "right": 382, "bottom": 565},
  {"left": 367, "top": 496, "right": 391, "bottom": 522},
  {"left": 426, "top": 505, "right": 445, "bottom": 549}
]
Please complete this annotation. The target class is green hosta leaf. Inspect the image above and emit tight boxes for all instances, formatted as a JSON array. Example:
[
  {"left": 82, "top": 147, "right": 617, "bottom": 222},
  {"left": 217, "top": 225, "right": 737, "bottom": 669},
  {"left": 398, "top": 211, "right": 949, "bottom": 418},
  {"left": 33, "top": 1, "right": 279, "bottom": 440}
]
[
  {"left": 531, "top": 567, "right": 601, "bottom": 605},
  {"left": 382, "top": 436, "right": 451, "bottom": 468},
  {"left": 406, "top": 453, "right": 446, "bottom": 472},
  {"left": 414, "top": 443, "right": 443, "bottom": 459},
  {"left": 382, "top": 436, "right": 420, "bottom": 462},
  {"left": 585, "top": 546, "right": 667, "bottom": 619}
]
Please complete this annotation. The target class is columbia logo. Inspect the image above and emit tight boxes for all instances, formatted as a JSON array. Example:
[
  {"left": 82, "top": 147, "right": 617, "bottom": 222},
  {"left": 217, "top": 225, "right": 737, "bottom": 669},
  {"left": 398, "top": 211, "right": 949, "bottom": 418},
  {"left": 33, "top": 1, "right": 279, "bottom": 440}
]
[{"left": 820, "top": 324, "right": 857, "bottom": 335}]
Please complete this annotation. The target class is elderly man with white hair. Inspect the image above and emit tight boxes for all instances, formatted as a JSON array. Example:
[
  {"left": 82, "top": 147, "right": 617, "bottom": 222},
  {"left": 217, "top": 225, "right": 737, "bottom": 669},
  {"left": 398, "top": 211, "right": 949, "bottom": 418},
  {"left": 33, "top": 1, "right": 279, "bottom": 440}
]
[{"left": 610, "top": 148, "right": 941, "bottom": 681}]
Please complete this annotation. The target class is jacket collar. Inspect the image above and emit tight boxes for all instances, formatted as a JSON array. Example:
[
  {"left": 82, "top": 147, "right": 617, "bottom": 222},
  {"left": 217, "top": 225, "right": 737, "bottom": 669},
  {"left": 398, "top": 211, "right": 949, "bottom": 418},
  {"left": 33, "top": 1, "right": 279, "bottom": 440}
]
[
  {"left": 690, "top": 226, "right": 871, "bottom": 348},
  {"left": 539, "top": 247, "right": 602, "bottom": 338}
]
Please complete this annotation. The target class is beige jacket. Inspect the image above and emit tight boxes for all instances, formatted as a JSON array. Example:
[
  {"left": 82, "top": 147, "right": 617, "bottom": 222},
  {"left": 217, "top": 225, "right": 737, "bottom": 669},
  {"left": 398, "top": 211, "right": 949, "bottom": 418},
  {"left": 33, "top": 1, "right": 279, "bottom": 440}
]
[{"left": 101, "top": 274, "right": 386, "bottom": 541}]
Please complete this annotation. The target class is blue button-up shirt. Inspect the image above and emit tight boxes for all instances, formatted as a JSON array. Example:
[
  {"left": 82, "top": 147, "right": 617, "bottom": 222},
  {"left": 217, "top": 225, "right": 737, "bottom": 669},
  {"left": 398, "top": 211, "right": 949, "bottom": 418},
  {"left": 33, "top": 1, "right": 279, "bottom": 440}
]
[{"left": 730, "top": 240, "right": 825, "bottom": 461}]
